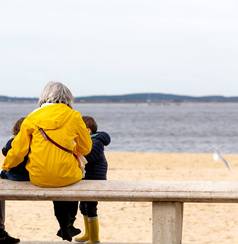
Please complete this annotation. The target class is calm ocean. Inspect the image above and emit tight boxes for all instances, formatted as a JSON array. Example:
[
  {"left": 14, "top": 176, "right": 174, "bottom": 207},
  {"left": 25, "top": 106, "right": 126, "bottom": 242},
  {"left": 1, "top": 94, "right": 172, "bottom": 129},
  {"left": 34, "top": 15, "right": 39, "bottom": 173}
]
[{"left": 0, "top": 102, "right": 237, "bottom": 153}]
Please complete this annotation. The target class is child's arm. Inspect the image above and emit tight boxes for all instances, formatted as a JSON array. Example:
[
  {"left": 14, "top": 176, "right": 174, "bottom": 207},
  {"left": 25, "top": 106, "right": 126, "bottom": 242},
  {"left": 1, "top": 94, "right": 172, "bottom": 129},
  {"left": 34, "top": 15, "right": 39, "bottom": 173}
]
[
  {"left": 2, "top": 138, "right": 14, "bottom": 157},
  {"left": 86, "top": 132, "right": 110, "bottom": 162},
  {"left": 85, "top": 140, "right": 104, "bottom": 162}
]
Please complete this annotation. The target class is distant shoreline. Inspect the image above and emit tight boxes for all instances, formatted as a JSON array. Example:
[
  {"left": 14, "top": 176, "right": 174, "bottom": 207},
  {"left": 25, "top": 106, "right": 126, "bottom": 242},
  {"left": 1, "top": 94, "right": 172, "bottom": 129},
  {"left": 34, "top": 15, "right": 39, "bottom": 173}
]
[
  {"left": 1, "top": 92, "right": 238, "bottom": 103},
  {"left": 1, "top": 100, "right": 238, "bottom": 104}
]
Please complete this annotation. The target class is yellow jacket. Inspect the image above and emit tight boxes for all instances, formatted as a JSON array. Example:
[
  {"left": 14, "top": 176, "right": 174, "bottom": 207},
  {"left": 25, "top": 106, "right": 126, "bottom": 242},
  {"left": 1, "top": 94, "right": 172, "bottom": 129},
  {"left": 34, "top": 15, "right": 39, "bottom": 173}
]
[{"left": 3, "top": 103, "right": 92, "bottom": 187}]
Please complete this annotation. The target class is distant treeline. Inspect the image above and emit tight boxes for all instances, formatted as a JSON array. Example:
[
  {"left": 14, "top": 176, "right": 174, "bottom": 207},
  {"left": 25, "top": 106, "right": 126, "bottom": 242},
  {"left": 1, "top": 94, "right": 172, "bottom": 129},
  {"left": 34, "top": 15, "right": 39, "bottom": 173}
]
[{"left": 1, "top": 93, "right": 238, "bottom": 103}]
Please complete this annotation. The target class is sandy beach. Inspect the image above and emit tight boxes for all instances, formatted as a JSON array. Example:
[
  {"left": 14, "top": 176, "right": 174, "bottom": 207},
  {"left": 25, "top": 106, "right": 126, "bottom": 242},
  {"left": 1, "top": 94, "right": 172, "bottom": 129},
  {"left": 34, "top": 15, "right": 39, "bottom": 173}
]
[{"left": 2, "top": 152, "right": 238, "bottom": 243}]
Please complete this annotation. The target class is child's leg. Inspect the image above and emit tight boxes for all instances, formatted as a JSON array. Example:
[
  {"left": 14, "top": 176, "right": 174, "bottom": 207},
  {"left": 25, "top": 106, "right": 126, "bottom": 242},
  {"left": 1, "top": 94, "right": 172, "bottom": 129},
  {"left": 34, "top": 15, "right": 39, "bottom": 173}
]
[
  {"left": 0, "top": 164, "right": 29, "bottom": 181},
  {"left": 0, "top": 200, "right": 20, "bottom": 243},
  {"left": 86, "top": 201, "right": 100, "bottom": 243},
  {"left": 79, "top": 201, "right": 88, "bottom": 216},
  {"left": 3, "top": 171, "right": 29, "bottom": 181},
  {"left": 87, "top": 201, "right": 98, "bottom": 218},
  {"left": 0, "top": 201, "right": 5, "bottom": 230},
  {"left": 75, "top": 202, "right": 89, "bottom": 242},
  {"left": 0, "top": 171, "right": 8, "bottom": 180}
]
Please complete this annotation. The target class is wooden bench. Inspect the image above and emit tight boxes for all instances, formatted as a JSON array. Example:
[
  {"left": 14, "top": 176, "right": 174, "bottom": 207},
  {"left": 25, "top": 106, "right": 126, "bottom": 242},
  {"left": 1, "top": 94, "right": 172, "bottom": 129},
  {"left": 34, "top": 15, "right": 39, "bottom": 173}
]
[{"left": 1, "top": 179, "right": 238, "bottom": 244}]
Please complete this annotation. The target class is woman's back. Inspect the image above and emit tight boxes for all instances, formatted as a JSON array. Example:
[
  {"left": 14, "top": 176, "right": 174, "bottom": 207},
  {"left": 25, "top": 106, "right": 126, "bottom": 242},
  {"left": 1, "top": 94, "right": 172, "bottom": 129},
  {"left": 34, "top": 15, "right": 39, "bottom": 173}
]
[{"left": 5, "top": 103, "right": 92, "bottom": 187}]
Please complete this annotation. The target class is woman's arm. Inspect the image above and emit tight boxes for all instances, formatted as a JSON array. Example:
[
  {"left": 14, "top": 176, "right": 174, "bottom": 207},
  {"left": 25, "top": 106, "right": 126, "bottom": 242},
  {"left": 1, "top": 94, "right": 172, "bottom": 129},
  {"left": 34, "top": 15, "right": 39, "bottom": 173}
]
[{"left": 74, "top": 112, "right": 92, "bottom": 156}]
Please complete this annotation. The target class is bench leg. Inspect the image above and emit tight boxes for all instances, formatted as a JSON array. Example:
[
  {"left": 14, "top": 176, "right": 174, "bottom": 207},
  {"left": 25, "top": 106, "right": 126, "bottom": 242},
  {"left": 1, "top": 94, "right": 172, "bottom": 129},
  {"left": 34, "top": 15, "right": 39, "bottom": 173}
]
[{"left": 152, "top": 202, "right": 183, "bottom": 244}]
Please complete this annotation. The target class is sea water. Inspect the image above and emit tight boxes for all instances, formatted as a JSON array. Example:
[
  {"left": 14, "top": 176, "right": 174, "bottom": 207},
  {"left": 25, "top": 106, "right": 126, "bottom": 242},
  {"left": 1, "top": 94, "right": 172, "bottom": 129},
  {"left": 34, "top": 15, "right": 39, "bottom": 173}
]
[{"left": 0, "top": 102, "right": 237, "bottom": 153}]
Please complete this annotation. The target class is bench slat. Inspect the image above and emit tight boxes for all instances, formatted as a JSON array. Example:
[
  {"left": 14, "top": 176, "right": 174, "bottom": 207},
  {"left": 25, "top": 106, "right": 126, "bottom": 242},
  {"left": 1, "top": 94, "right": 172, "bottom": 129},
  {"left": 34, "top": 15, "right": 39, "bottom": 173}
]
[
  {"left": 21, "top": 242, "right": 150, "bottom": 244},
  {"left": 1, "top": 179, "right": 238, "bottom": 202}
]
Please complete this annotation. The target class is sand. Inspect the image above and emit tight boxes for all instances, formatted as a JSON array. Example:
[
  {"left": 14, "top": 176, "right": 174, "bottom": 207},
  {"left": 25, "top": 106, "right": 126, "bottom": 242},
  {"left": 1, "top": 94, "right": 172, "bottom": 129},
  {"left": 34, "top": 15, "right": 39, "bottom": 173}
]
[{"left": 2, "top": 152, "right": 238, "bottom": 243}]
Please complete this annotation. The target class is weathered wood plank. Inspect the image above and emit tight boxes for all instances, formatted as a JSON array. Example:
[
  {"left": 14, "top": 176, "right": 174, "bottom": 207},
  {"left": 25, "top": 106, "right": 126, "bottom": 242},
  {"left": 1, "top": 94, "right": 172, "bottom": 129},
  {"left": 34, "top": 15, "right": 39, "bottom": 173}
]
[
  {"left": 153, "top": 202, "right": 183, "bottom": 244},
  {"left": 21, "top": 242, "right": 150, "bottom": 244},
  {"left": 1, "top": 179, "right": 238, "bottom": 202}
]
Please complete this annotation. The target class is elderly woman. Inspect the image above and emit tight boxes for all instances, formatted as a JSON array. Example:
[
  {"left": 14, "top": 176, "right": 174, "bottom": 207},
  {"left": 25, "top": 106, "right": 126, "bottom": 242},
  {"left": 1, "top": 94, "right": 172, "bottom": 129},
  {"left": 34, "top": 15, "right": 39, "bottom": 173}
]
[{"left": 2, "top": 82, "right": 92, "bottom": 242}]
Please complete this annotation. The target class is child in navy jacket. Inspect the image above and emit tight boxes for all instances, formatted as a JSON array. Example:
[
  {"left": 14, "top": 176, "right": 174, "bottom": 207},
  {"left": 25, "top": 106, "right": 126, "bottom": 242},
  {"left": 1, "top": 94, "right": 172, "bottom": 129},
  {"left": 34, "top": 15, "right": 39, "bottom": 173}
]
[
  {"left": 1, "top": 117, "right": 29, "bottom": 181},
  {"left": 0, "top": 117, "right": 29, "bottom": 244},
  {"left": 75, "top": 116, "right": 110, "bottom": 243}
]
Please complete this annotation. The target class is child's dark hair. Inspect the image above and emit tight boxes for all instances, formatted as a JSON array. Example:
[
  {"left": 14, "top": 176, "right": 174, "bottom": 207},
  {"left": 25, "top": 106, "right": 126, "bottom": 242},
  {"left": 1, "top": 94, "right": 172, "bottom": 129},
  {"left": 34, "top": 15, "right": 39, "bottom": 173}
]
[
  {"left": 82, "top": 116, "right": 98, "bottom": 134},
  {"left": 12, "top": 117, "right": 25, "bottom": 136}
]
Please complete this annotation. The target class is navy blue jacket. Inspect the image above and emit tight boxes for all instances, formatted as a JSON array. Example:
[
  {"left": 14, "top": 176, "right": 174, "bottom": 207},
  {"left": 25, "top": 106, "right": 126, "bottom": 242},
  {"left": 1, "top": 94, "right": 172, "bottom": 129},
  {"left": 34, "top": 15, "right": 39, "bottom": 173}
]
[
  {"left": 85, "top": 131, "right": 110, "bottom": 180},
  {"left": 2, "top": 138, "right": 29, "bottom": 177}
]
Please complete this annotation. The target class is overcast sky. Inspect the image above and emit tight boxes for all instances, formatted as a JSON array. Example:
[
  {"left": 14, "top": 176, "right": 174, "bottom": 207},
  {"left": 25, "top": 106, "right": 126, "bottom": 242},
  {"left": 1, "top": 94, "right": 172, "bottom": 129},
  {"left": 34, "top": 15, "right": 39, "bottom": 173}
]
[{"left": 0, "top": 0, "right": 238, "bottom": 97}]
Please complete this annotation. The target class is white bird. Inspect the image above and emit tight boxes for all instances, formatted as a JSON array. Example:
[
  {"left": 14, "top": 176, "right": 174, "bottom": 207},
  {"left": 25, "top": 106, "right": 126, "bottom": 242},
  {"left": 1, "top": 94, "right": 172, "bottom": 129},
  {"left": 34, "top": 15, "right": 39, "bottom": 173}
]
[{"left": 213, "top": 150, "right": 231, "bottom": 171}]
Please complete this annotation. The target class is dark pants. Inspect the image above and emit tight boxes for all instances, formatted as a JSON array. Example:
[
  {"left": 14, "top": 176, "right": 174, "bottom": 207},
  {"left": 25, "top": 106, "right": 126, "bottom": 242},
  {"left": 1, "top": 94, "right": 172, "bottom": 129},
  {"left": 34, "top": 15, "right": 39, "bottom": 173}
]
[
  {"left": 0, "top": 170, "right": 29, "bottom": 181},
  {"left": 0, "top": 201, "right": 5, "bottom": 230},
  {"left": 53, "top": 201, "right": 79, "bottom": 228},
  {"left": 79, "top": 201, "right": 98, "bottom": 218}
]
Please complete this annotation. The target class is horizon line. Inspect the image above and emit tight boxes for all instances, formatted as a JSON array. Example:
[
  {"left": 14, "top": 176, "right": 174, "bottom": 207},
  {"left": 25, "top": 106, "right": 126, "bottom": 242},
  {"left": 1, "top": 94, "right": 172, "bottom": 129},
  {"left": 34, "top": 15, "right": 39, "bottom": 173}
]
[{"left": 0, "top": 92, "right": 237, "bottom": 99}]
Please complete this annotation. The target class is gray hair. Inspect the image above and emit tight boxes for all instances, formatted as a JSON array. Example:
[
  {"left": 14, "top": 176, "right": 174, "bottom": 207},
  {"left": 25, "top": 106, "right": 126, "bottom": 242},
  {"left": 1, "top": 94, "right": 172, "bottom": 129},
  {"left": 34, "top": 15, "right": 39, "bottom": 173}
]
[{"left": 38, "top": 81, "right": 74, "bottom": 107}]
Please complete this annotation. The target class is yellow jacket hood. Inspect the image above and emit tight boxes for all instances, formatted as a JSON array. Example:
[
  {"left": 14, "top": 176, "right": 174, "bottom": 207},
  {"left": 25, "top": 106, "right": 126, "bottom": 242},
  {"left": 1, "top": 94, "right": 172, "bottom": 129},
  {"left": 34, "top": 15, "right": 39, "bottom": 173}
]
[{"left": 29, "top": 103, "right": 74, "bottom": 130}]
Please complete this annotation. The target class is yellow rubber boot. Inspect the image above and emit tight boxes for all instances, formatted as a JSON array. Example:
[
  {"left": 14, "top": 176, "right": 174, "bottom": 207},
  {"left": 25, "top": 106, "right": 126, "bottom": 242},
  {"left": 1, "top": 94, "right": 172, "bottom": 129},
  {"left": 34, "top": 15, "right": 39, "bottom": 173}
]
[
  {"left": 75, "top": 215, "right": 89, "bottom": 242},
  {"left": 85, "top": 217, "right": 100, "bottom": 243}
]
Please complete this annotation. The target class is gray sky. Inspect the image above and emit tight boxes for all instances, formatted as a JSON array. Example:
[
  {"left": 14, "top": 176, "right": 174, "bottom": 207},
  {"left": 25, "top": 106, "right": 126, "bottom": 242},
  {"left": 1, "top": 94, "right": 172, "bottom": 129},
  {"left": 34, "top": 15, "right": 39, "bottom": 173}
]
[{"left": 0, "top": 0, "right": 238, "bottom": 97}]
